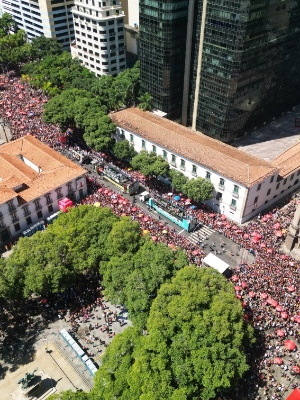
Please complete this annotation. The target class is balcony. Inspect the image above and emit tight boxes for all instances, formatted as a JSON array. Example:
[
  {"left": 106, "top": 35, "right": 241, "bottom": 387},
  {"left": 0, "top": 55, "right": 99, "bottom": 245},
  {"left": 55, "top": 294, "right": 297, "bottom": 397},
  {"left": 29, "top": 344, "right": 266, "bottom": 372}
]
[
  {"left": 218, "top": 184, "right": 225, "bottom": 191},
  {"left": 232, "top": 192, "right": 239, "bottom": 199},
  {"left": 230, "top": 205, "right": 237, "bottom": 211}
]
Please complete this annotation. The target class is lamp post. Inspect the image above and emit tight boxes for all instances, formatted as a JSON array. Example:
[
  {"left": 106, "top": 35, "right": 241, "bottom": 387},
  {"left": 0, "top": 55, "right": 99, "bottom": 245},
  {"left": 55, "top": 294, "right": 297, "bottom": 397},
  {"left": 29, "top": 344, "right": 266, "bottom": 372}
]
[{"left": 0, "top": 119, "right": 9, "bottom": 143}]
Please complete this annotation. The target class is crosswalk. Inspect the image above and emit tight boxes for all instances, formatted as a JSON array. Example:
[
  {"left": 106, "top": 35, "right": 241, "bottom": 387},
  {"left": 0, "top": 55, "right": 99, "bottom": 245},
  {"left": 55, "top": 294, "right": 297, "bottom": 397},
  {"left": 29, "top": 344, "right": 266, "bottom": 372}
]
[{"left": 188, "top": 225, "right": 214, "bottom": 245}]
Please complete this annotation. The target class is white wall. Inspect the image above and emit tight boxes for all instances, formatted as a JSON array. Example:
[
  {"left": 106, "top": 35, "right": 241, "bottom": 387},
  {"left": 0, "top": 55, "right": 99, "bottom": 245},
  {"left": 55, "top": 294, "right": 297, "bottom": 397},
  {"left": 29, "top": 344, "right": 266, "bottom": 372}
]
[
  {"left": 0, "top": 176, "right": 87, "bottom": 242},
  {"left": 115, "top": 127, "right": 249, "bottom": 223}
]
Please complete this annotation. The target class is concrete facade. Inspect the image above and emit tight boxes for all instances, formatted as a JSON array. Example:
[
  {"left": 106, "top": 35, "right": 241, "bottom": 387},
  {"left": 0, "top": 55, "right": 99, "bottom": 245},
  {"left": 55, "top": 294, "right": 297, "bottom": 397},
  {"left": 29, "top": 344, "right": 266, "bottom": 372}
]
[{"left": 71, "top": 0, "right": 126, "bottom": 76}]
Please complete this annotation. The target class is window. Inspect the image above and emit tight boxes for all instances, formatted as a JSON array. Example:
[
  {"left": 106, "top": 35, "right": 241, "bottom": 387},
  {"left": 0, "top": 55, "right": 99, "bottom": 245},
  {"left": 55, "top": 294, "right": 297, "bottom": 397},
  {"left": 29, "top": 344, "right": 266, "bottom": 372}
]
[
  {"left": 297, "top": 170, "right": 300, "bottom": 176},
  {"left": 233, "top": 185, "right": 239, "bottom": 194},
  {"left": 45, "top": 194, "right": 52, "bottom": 204},
  {"left": 14, "top": 223, "right": 21, "bottom": 232},
  {"left": 163, "top": 150, "right": 167, "bottom": 160},
  {"left": 7, "top": 200, "right": 15, "bottom": 212},
  {"left": 171, "top": 154, "right": 176, "bottom": 166},
  {"left": 206, "top": 171, "right": 211, "bottom": 180},
  {"left": 230, "top": 199, "right": 237, "bottom": 209},
  {"left": 37, "top": 210, "right": 43, "bottom": 219},
  {"left": 276, "top": 183, "right": 280, "bottom": 189},
  {"left": 254, "top": 196, "right": 258, "bottom": 205},
  {"left": 56, "top": 188, "right": 63, "bottom": 199},
  {"left": 257, "top": 183, "right": 261, "bottom": 191},
  {"left": 152, "top": 145, "right": 156, "bottom": 153},
  {"left": 290, "top": 173, "right": 294, "bottom": 181},
  {"left": 34, "top": 199, "right": 42, "bottom": 210},
  {"left": 23, "top": 205, "right": 30, "bottom": 217},
  {"left": 216, "top": 192, "right": 222, "bottom": 200},
  {"left": 130, "top": 134, "right": 133, "bottom": 143},
  {"left": 67, "top": 183, "right": 73, "bottom": 194},
  {"left": 219, "top": 178, "right": 225, "bottom": 187},
  {"left": 48, "top": 204, "right": 53, "bottom": 213},
  {"left": 180, "top": 159, "right": 185, "bottom": 170},
  {"left": 267, "top": 188, "right": 271, "bottom": 195},
  {"left": 142, "top": 140, "right": 146, "bottom": 149},
  {"left": 283, "top": 178, "right": 287, "bottom": 185},
  {"left": 192, "top": 165, "right": 197, "bottom": 176},
  {"left": 270, "top": 176, "right": 274, "bottom": 183},
  {"left": 0, "top": 216, "right": 5, "bottom": 228},
  {"left": 11, "top": 211, "right": 18, "bottom": 223},
  {"left": 26, "top": 216, "right": 32, "bottom": 226}
]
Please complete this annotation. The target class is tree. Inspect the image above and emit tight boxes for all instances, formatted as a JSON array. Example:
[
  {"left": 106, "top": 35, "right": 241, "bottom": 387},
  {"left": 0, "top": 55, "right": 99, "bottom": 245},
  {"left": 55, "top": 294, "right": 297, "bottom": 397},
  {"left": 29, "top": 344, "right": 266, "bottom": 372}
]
[
  {"left": 0, "top": 13, "right": 16, "bottom": 37},
  {"left": 93, "top": 267, "right": 254, "bottom": 400},
  {"left": 48, "top": 390, "right": 89, "bottom": 400},
  {"left": 139, "top": 267, "right": 254, "bottom": 399},
  {"left": 83, "top": 113, "right": 115, "bottom": 151},
  {"left": 182, "top": 177, "right": 214, "bottom": 203},
  {"left": 138, "top": 92, "right": 153, "bottom": 111},
  {"left": 168, "top": 169, "right": 188, "bottom": 192},
  {"left": 0, "top": 206, "right": 119, "bottom": 299},
  {"left": 30, "top": 36, "right": 62, "bottom": 60},
  {"left": 131, "top": 150, "right": 169, "bottom": 177},
  {"left": 91, "top": 327, "right": 142, "bottom": 400},
  {"left": 113, "top": 140, "right": 137, "bottom": 161}
]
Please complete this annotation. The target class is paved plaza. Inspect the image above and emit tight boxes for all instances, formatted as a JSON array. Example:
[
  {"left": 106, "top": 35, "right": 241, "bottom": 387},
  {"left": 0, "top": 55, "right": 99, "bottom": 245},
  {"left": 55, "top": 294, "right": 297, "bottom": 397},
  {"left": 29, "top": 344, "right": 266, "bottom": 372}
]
[
  {"left": 0, "top": 300, "right": 131, "bottom": 399},
  {"left": 234, "top": 104, "right": 300, "bottom": 161}
]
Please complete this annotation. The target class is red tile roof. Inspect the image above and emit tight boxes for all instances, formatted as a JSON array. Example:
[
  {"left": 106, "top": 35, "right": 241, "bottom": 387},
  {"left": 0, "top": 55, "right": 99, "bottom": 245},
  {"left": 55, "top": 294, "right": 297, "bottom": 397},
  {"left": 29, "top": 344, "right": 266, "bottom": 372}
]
[
  {"left": 0, "top": 136, "right": 86, "bottom": 203},
  {"left": 272, "top": 142, "right": 300, "bottom": 177},
  {"left": 110, "top": 108, "right": 276, "bottom": 187}
]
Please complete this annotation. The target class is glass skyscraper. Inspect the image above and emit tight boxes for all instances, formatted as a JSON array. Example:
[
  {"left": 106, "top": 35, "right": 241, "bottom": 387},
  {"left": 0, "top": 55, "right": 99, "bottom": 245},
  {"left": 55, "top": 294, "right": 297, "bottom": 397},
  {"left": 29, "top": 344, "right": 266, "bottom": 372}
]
[
  {"left": 140, "top": 0, "right": 300, "bottom": 142},
  {"left": 139, "top": 0, "right": 189, "bottom": 119}
]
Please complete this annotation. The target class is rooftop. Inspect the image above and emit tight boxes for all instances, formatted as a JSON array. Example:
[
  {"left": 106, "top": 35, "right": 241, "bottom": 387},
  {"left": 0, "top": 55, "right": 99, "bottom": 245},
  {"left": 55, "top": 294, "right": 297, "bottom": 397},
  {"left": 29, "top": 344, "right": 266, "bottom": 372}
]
[
  {"left": 0, "top": 135, "right": 86, "bottom": 203},
  {"left": 110, "top": 108, "right": 276, "bottom": 187}
]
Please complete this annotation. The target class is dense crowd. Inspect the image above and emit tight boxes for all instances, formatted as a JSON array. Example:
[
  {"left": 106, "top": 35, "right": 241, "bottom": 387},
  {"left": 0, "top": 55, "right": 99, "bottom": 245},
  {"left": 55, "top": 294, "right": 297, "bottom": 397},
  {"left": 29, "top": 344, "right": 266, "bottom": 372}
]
[{"left": 1, "top": 73, "right": 300, "bottom": 399}]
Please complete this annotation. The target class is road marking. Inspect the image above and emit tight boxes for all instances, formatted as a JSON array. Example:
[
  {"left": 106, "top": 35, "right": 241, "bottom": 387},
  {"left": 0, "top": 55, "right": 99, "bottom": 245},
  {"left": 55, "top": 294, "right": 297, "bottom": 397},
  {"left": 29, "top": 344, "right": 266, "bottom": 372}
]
[{"left": 178, "top": 229, "right": 185, "bottom": 234}]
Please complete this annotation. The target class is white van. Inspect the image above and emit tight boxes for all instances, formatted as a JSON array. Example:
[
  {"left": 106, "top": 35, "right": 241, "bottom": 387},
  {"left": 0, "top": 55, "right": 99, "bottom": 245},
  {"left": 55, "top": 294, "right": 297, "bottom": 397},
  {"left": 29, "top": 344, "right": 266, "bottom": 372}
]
[{"left": 140, "top": 191, "right": 150, "bottom": 202}]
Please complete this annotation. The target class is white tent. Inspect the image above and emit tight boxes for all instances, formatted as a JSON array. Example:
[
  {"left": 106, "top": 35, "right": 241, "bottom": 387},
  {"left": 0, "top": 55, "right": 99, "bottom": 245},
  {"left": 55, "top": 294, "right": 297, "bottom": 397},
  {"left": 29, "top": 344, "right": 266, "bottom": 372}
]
[{"left": 202, "top": 253, "right": 229, "bottom": 274}]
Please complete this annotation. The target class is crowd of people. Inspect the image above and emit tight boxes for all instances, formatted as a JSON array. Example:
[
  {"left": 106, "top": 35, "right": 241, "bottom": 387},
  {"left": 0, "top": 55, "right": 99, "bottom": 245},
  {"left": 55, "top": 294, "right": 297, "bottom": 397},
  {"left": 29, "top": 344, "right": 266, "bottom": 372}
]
[{"left": 1, "top": 73, "right": 300, "bottom": 399}]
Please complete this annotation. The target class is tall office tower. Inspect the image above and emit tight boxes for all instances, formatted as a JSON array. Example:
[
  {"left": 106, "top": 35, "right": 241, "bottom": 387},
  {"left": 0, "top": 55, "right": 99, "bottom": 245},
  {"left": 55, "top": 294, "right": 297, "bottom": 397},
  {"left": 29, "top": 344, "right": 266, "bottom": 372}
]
[
  {"left": 71, "top": 0, "right": 126, "bottom": 77},
  {"left": 139, "top": 0, "right": 189, "bottom": 119},
  {"left": 1, "top": 0, "right": 75, "bottom": 50},
  {"left": 186, "top": 0, "right": 300, "bottom": 142},
  {"left": 120, "top": 0, "right": 139, "bottom": 67},
  {"left": 140, "top": 0, "right": 300, "bottom": 142}
]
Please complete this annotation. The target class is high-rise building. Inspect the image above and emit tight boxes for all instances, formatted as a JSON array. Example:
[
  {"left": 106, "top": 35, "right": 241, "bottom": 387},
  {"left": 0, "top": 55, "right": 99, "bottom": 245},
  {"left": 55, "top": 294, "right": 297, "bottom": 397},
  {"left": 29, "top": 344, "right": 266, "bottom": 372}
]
[
  {"left": 1, "top": 0, "right": 75, "bottom": 50},
  {"left": 139, "top": 0, "right": 189, "bottom": 119},
  {"left": 120, "top": 0, "right": 139, "bottom": 67},
  {"left": 140, "top": 0, "right": 300, "bottom": 142},
  {"left": 71, "top": 0, "right": 126, "bottom": 77}
]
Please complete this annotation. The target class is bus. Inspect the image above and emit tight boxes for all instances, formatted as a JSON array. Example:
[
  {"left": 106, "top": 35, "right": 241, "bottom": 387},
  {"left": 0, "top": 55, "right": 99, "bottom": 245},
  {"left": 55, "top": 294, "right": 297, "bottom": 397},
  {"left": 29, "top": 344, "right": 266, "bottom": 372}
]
[
  {"left": 148, "top": 197, "right": 197, "bottom": 232},
  {"left": 103, "top": 164, "right": 139, "bottom": 195}
]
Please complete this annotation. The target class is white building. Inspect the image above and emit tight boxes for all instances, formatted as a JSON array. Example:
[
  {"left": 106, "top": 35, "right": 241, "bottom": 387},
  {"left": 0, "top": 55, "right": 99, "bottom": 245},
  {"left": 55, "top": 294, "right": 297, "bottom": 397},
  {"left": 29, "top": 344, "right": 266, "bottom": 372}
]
[
  {"left": 120, "top": 0, "right": 139, "bottom": 66},
  {"left": 110, "top": 107, "right": 300, "bottom": 224},
  {"left": 0, "top": 135, "right": 87, "bottom": 245},
  {"left": 71, "top": 0, "right": 126, "bottom": 77},
  {"left": 1, "top": 0, "right": 75, "bottom": 50}
]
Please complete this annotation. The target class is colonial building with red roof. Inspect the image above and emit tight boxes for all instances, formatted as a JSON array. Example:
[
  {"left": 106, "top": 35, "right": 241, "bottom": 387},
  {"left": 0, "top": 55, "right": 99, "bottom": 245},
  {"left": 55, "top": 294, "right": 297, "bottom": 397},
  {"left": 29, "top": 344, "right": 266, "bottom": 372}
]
[
  {"left": 0, "top": 136, "right": 87, "bottom": 244},
  {"left": 111, "top": 108, "right": 300, "bottom": 223}
]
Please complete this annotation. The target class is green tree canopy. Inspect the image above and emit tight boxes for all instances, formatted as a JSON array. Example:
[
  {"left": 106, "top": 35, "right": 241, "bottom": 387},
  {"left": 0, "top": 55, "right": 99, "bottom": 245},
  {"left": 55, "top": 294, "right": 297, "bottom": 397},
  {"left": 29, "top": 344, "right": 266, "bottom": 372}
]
[
  {"left": 94, "top": 267, "right": 254, "bottom": 400},
  {"left": 0, "top": 206, "right": 119, "bottom": 299},
  {"left": 131, "top": 150, "right": 169, "bottom": 177},
  {"left": 182, "top": 177, "right": 214, "bottom": 203},
  {"left": 113, "top": 140, "right": 137, "bottom": 161},
  {"left": 30, "top": 36, "right": 62, "bottom": 60},
  {"left": 138, "top": 92, "right": 153, "bottom": 111},
  {"left": 168, "top": 169, "right": 188, "bottom": 192},
  {"left": 21, "top": 52, "right": 98, "bottom": 94},
  {"left": 0, "top": 13, "right": 16, "bottom": 37}
]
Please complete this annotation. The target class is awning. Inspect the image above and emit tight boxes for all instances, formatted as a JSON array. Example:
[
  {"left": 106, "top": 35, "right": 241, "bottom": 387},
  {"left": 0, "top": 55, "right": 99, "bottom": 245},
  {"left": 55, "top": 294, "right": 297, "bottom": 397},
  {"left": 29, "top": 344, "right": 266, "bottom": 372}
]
[
  {"left": 286, "top": 388, "right": 300, "bottom": 400},
  {"left": 202, "top": 253, "right": 229, "bottom": 274}
]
